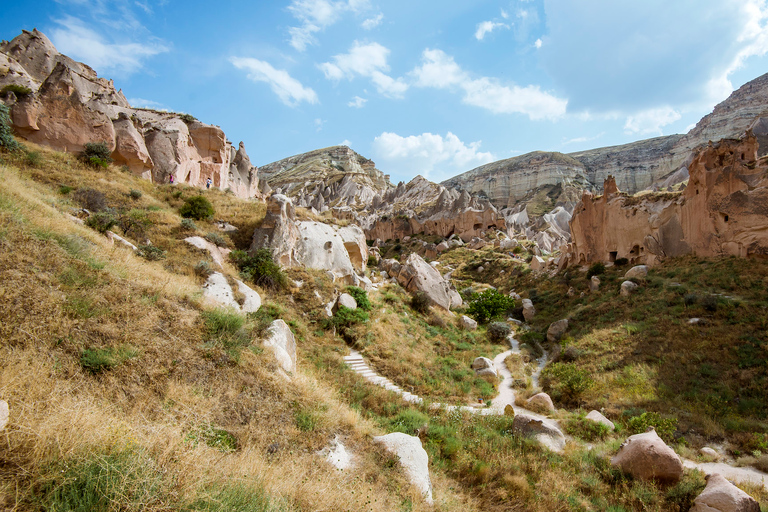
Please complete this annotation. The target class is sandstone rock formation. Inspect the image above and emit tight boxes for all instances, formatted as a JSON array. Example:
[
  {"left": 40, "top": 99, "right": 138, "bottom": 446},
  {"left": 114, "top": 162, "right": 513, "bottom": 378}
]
[
  {"left": 547, "top": 319, "right": 569, "bottom": 343},
  {"left": 0, "top": 29, "right": 260, "bottom": 198},
  {"left": 263, "top": 319, "right": 297, "bottom": 373},
  {"left": 611, "top": 429, "right": 683, "bottom": 483},
  {"left": 513, "top": 413, "right": 566, "bottom": 452},
  {"left": 625, "top": 265, "right": 648, "bottom": 280},
  {"left": 586, "top": 410, "right": 615, "bottom": 431},
  {"left": 333, "top": 293, "right": 358, "bottom": 312},
  {"left": 567, "top": 135, "right": 768, "bottom": 266},
  {"left": 373, "top": 433, "right": 433, "bottom": 504},
  {"left": 202, "top": 272, "right": 261, "bottom": 313},
  {"left": 472, "top": 357, "right": 497, "bottom": 378},
  {"left": 522, "top": 299, "right": 536, "bottom": 322},
  {"left": 379, "top": 254, "right": 462, "bottom": 310},
  {"left": 461, "top": 315, "right": 478, "bottom": 331},
  {"left": 620, "top": 281, "right": 639, "bottom": 297},
  {"left": 185, "top": 236, "right": 230, "bottom": 269},
  {"left": 526, "top": 393, "right": 556, "bottom": 413},
  {"left": 690, "top": 473, "right": 760, "bottom": 512}
]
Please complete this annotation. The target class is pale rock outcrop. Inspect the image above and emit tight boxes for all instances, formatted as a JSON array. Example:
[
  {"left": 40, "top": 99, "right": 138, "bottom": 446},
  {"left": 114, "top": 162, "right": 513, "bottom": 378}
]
[
  {"left": 625, "top": 265, "right": 649, "bottom": 280},
  {"left": 522, "top": 299, "right": 536, "bottom": 322},
  {"left": 700, "top": 447, "right": 721, "bottom": 460},
  {"left": 611, "top": 429, "right": 683, "bottom": 483},
  {"left": 690, "top": 473, "right": 760, "bottom": 512},
  {"left": 374, "top": 433, "right": 433, "bottom": 504},
  {"left": 317, "top": 435, "right": 353, "bottom": 470},
  {"left": 106, "top": 231, "right": 138, "bottom": 251},
  {"left": 472, "top": 357, "right": 497, "bottom": 378},
  {"left": 334, "top": 293, "right": 358, "bottom": 311},
  {"left": 621, "top": 281, "right": 639, "bottom": 297},
  {"left": 586, "top": 410, "right": 615, "bottom": 431},
  {"left": 526, "top": 393, "right": 556, "bottom": 413},
  {"left": 461, "top": 315, "right": 478, "bottom": 331},
  {"left": 530, "top": 255, "right": 546, "bottom": 271},
  {"left": 185, "top": 236, "right": 229, "bottom": 268},
  {"left": 0, "top": 400, "right": 8, "bottom": 431},
  {"left": 237, "top": 280, "right": 261, "bottom": 313},
  {"left": 380, "top": 253, "right": 462, "bottom": 311},
  {"left": 336, "top": 225, "right": 368, "bottom": 272},
  {"left": 547, "top": 319, "right": 569, "bottom": 343},
  {"left": 112, "top": 113, "right": 152, "bottom": 177},
  {"left": 513, "top": 413, "right": 566, "bottom": 452},
  {"left": 589, "top": 276, "right": 601, "bottom": 292},
  {"left": 263, "top": 319, "right": 297, "bottom": 373},
  {"left": 203, "top": 273, "right": 239, "bottom": 310}
]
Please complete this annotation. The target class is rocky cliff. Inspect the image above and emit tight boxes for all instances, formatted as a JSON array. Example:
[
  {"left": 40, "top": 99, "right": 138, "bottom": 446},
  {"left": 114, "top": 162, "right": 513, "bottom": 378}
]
[
  {"left": 0, "top": 29, "right": 260, "bottom": 198},
  {"left": 565, "top": 134, "right": 768, "bottom": 267}
]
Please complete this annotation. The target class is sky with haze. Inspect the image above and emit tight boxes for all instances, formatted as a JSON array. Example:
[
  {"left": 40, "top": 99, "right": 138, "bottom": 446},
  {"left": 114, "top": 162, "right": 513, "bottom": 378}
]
[{"left": 3, "top": 1, "right": 768, "bottom": 184}]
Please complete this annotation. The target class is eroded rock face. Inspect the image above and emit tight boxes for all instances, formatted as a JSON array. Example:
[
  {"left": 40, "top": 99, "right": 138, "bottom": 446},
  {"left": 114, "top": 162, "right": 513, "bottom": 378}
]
[
  {"left": 263, "top": 320, "right": 296, "bottom": 373},
  {"left": 522, "top": 299, "right": 536, "bottom": 322},
  {"left": 472, "top": 357, "right": 497, "bottom": 378},
  {"left": 0, "top": 29, "right": 260, "bottom": 199},
  {"left": 513, "top": 414, "right": 566, "bottom": 452},
  {"left": 547, "top": 319, "right": 569, "bottom": 343},
  {"left": 373, "top": 433, "right": 433, "bottom": 505},
  {"left": 380, "top": 253, "right": 462, "bottom": 310},
  {"left": 461, "top": 315, "right": 478, "bottom": 331},
  {"left": 611, "top": 429, "right": 683, "bottom": 483},
  {"left": 568, "top": 135, "right": 768, "bottom": 266},
  {"left": 690, "top": 474, "right": 760, "bottom": 512},
  {"left": 586, "top": 410, "right": 615, "bottom": 431}
]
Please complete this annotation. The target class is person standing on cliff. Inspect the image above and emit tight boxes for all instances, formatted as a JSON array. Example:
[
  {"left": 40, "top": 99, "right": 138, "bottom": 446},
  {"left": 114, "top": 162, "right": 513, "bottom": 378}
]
[
  {"left": 169, "top": 175, "right": 174, "bottom": 184},
  {"left": 206, "top": 177, "right": 212, "bottom": 189}
]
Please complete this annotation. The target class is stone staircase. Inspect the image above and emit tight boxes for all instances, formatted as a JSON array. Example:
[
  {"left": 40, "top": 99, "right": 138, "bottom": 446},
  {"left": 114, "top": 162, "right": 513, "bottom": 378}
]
[{"left": 343, "top": 351, "right": 424, "bottom": 404}]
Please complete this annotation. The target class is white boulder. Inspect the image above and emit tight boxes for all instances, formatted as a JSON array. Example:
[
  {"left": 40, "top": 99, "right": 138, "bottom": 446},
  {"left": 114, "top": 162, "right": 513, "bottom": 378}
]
[
  {"left": 460, "top": 315, "right": 478, "bottom": 331},
  {"left": 0, "top": 400, "right": 8, "bottom": 431},
  {"left": 513, "top": 414, "right": 566, "bottom": 452},
  {"left": 203, "top": 272, "right": 239, "bottom": 309},
  {"left": 586, "top": 410, "right": 615, "bottom": 431},
  {"left": 472, "top": 357, "right": 497, "bottom": 378},
  {"left": 236, "top": 279, "right": 261, "bottom": 313},
  {"left": 526, "top": 392, "right": 556, "bottom": 413},
  {"left": 621, "top": 281, "right": 639, "bottom": 297},
  {"left": 611, "top": 429, "right": 683, "bottom": 483},
  {"left": 624, "top": 265, "right": 649, "bottom": 280},
  {"left": 690, "top": 473, "right": 760, "bottom": 512},
  {"left": 522, "top": 299, "right": 536, "bottom": 322},
  {"left": 263, "top": 319, "right": 297, "bottom": 373},
  {"left": 374, "top": 433, "right": 433, "bottom": 504}
]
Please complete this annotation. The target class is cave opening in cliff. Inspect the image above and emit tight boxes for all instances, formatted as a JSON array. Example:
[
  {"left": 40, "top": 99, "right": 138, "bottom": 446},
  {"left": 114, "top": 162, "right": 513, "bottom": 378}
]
[{"left": 609, "top": 251, "right": 617, "bottom": 262}]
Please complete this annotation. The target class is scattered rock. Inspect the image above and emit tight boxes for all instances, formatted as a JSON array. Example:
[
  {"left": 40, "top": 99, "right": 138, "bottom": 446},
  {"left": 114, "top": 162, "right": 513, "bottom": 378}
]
[
  {"left": 460, "top": 315, "right": 478, "bottom": 331},
  {"left": 500, "top": 238, "right": 518, "bottom": 250},
  {"left": 620, "top": 281, "right": 639, "bottom": 297},
  {"left": 106, "top": 231, "right": 138, "bottom": 251},
  {"left": 611, "top": 429, "right": 683, "bottom": 483},
  {"left": 699, "top": 447, "right": 720, "bottom": 460},
  {"left": 513, "top": 414, "right": 566, "bottom": 452},
  {"left": 546, "top": 319, "right": 569, "bottom": 343},
  {"left": 625, "top": 265, "right": 649, "bottom": 280},
  {"left": 589, "top": 275, "right": 601, "bottom": 292},
  {"left": 690, "top": 473, "right": 760, "bottom": 512},
  {"left": 522, "top": 299, "right": 536, "bottom": 322},
  {"left": 472, "top": 357, "right": 497, "bottom": 378},
  {"left": 436, "top": 241, "right": 449, "bottom": 252},
  {"left": 586, "top": 410, "right": 615, "bottom": 431},
  {"left": 509, "top": 291, "right": 522, "bottom": 300},
  {"left": 530, "top": 256, "right": 546, "bottom": 271},
  {"left": 0, "top": 400, "right": 8, "bottom": 431},
  {"left": 381, "top": 253, "right": 462, "bottom": 310},
  {"left": 374, "top": 433, "right": 433, "bottom": 504},
  {"left": 317, "top": 435, "right": 353, "bottom": 470},
  {"left": 526, "top": 393, "right": 556, "bottom": 413},
  {"left": 567, "top": 286, "right": 575, "bottom": 297},
  {"left": 203, "top": 272, "right": 239, "bottom": 309},
  {"left": 263, "top": 319, "right": 297, "bottom": 373},
  {"left": 688, "top": 318, "right": 708, "bottom": 325},
  {"left": 334, "top": 293, "right": 358, "bottom": 312}
]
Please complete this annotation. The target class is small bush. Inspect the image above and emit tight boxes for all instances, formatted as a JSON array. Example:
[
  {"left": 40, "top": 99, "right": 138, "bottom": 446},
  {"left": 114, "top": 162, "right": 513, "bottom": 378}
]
[
  {"left": 85, "top": 211, "right": 117, "bottom": 233},
  {"left": 487, "top": 322, "right": 511, "bottom": 343},
  {"left": 613, "top": 257, "right": 629, "bottom": 266},
  {"left": 467, "top": 289, "right": 515, "bottom": 324},
  {"left": 346, "top": 286, "right": 371, "bottom": 311},
  {"left": 73, "top": 188, "right": 108, "bottom": 211},
  {"left": 684, "top": 293, "right": 699, "bottom": 306},
  {"left": 179, "top": 195, "right": 214, "bottom": 220},
  {"left": 702, "top": 295, "right": 718, "bottom": 312},
  {"left": 230, "top": 249, "right": 287, "bottom": 290},
  {"left": 194, "top": 260, "right": 213, "bottom": 277},
  {"left": 185, "top": 423, "right": 238, "bottom": 453},
  {"left": 129, "top": 189, "right": 142, "bottom": 200},
  {"left": 25, "top": 149, "right": 43, "bottom": 167},
  {"left": 205, "top": 231, "right": 229, "bottom": 248},
  {"left": 541, "top": 362, "right": 594, "bottom": 407},
  {"left": 1, "top": 84, "right": 32, "bottom": 97},
  {"left": 410, "top": 291, "right": 431, "bottom": 314},
  {"left": 179, "top": 113, "right": 196, "bottom": 123},
  {"left": 367, "top": 254, "right": 378, "bottom": 267},
  {"left": 326, "top": 306, "right": 368, "bottom": 339},
  {"left": 58, "top": 185, "right": 73, "bottom": 195},
  {"left": 79, "top": 142, "right": 113, "bottom": 168},
  {"left": 80, "top": 346, "right": 136, "bottom": 374},
  {"left": 564, "top": 413, "right": 610, "bottom": 441},
  {"left": 181, "top": 218, "right": 197, "bottom": 231},
  {"left": 137, "top": 244, "right": 166, "bottom": 261},
  {"left": 0, "top": 103, "right": 19, "bottom": 152},
  {"left": 624, "top": 411, "right": 678, "bottom": 443},
  {"left": 587, "top": 261, "right": 606, "bottom": 278}
]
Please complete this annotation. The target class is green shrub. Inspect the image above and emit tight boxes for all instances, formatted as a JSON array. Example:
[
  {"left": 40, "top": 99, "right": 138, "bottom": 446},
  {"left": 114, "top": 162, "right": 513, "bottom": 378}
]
[
  {"left": 410, "top": 291, "right": 431, "bottom": 314},
  {"left": 194, "top": 260, "right": 212, "bottom": 277},
  {"left": 79, "top": 142, "right": 113, "bottom": 168},
  {"left": 346, "top": 286, "right": 371, "bottom": 311},
  {"left": 179, "top": 113, "right": 196, "bottom": 123},
  {"left": 587, "top": 262, "right": 606, "bottom": 278},
  {"left": 129, "top": 189, "right": 142, "bottom": 200},
  {"left": 80, "top": 346, "right": 136, "bottom": 374},
  {"left": 202, "top": 308, "right": 245, "bottom": 337},
  {"left": 85, "top": 211, "right": 117, "bottom": 233},
  {"left": 1, "top": 84, "right": 32, "bottom": 97},
  {"left": 59, "top": 185, "right": 73, "bottom": 195},
  {"left": 325, "top": 306, "right": 368, "bottom": 340},
  {"left": 564, "top": 412, "right": 610, "bottom": 441},
  {"left": 179, "top": 195, "right": 214, "bottom": 220},
  {"left": 204, "top": 231, "right": 229, "bottom": 248},
  {"left": 118, "top": 209, "right": 153, "bottom": 239},
  {"left": 185, "top": 423, "right": 238, "bottom": 453},
  {"left": 230, "top": 249, "right": 287, "bottom": 290},
  {"left": 614, "top": 257, "right": 629, "bottom": 266},
  {"left": 467, "top": 289, "right": 515, "bottom": 324},
  {"left": 181, "top": 218, "right": 197, "bottom": 231},
  {"left": 367, "top": 254, "right": 377, "bottom": 267},
  {"left": 137, "top": 244, "right": 166, "bottom": 261},
  {"left": 25, "top": 149, "right": 43, "bottom": 167},
  {"left": 624, "top": 411, "right": 678, "bottom": 443},
  {"left": 486, "top": 322, "right": 511, "bottom": 343},
  {"left": 541, "top": 362, "right": 594, "bottom": 407},
  {"left": 73, "top": 188, "right": 108, "bottom": 211},
  {"left": 0, "top": 103, "right": 18, "bottom": 152}
]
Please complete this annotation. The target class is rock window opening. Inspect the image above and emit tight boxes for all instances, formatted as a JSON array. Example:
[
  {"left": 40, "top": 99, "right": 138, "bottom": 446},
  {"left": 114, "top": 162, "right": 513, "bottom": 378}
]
[{"left": 609, "top": 251, "right": 617, "bottom": 262}]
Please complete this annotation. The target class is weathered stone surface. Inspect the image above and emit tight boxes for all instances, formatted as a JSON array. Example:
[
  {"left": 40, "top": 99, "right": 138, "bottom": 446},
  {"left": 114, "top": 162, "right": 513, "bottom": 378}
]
[
  {"left": 700, "top": 447, "right": 720, "bottom": 460},
  {"left": 185, "top": 236, "right": 228, "bottom": 268},
  {"left": 530, "top": 255, "right": 546, "bottom": 271},
  {"left": 586, "top": 410, "right": 615, "bottom": 431},
  {"left": 547, "top": 319, "right": 569, "bottom": 343},
  {"left": 374, "top": 433, "right": 433, "bottom": 504},
  {"left": 472, "top": 357, "right": 496, "bottom": 378},
  {"left": 690, "top": 473, "right": 760, "bottom": 512},
  {"left": 460, "top": 315, "right": 478, "bottom": 331},
  {"left": 112, "top": 114, "right": 152, "bottom": 177},
  {"left": 522, "top": 299, "right": 536, "bottom": 322},
  {"left": 381, "top": 253, "right": 462, "bottom": 310},
  {"left": 203, "top": 273, "right": 239, "bottom": 309},
  {"left": 334, "top": 293, "right": 358, "bottom": 311},
  {"left": 621, "top": 281, "right": 639, "bottom": 297},
  {"left": 513, "top": 413, "right": 566, "bottom": 452},
  {"left": 611, "top": 429, "right": 683, "bottom": 483},
  {"left": 317, "top": 435, "right": 353, "bottom": 470},
  {"left": 526, "top": 393, "right": 556, "bottom": 413},
  {"left": 589, "top": 276, "right": 601, "bottom": 292},
  {"left": 0, "top": 400, "right": 8, "bottom": 431},
  {"left": 236, "top": 280, "right": 261, "bottom": 313},
  {"left": 263, "top": 319, "right": 297, "bottom": 373},
  {"left": 625, "top": 265, "right": 649, "bottom": 280}
]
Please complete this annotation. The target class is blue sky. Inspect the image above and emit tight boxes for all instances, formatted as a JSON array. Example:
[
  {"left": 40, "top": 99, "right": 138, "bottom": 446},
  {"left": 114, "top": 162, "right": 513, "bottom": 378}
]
[{"left": 3, "top": 1, "right": 768, "bottom": 183}]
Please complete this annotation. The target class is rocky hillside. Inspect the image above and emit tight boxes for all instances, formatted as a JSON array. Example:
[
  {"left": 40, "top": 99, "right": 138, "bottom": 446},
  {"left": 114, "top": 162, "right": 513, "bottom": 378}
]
[
  {"left": 0, "top": 29, "right": 261, "bottom": 198},
  {"left": 259, "top": 145, "right": 393, "bottom": 210},
  {"left": 445, "top": 72, "right": 768, "bottom": 206}
]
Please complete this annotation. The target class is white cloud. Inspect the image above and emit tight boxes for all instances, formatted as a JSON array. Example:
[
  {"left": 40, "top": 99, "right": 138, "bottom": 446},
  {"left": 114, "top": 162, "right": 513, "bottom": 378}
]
[
  {"left": 624, "top": 107, "right": 681, "bottom": 135},
  {"left": 372, "top": 131, "right": 495, "bottom": 181},
  {"left": 412, "top": 49, "right": 567, "bottom": 120},
  {"left": 501, "top": 9, "right": 509, "bottom": 19},
  {"left": 314, "top": 118, "right": 324, "bottom": 131},
  {"left": 49, "top": 16, "right": 167, "bottom": 74},
  {"left": 128, "top": 97, "right": 167, "bottom": 110},
  {"left": 348, "top": 96, "right": 367, "bottom": 108},
  {"left": 362, "top": 13, "right": 384, "bottom": 29},
  {"left": 534, "top": 38, "right": 542, "bottom": 49},
  {"left": 319, "top": 41, "right": 408, "bottom": 98},
  {"left": 340, "top": 139, "right": 352, "bottom": 146},
  {"left": 563, "top": 132, "right": 605, "bottom": 145},
  {"left": 287, "top": 0, "right": 369, "bottom": 51},
  {"left": 475, "top": 21, "right": 508, "bottom": 41},
  {"left": 230, "top": 57, "right": 318, "bottom": 106}
]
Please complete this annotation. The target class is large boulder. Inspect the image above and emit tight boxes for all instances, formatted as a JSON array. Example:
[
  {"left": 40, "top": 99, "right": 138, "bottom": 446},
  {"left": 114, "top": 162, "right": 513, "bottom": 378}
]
[
  {"left": 621, "top": 281, "right": 639, "bottom": 297},
  {"left": 460, "top": 315, "right": 478, "bottom": 331},
  {"left": 546, "top": 319, "right": 569, "bottom": 343},
  {"left": 472, "top": 357, "right": 497, "bottom": 378},
  {"left": 589, "top": 275, "right": 601, "bottom": 292},
  {"left": 611, "top": 429, "right": 683, "bottom": 483},
  {"left": 236, "top": 280, "right": 261, "bottom": 313},
  {"left": 203, "top": 273, "right": 239, "bottom": 309},
  {"left": 185, "top": 236, "right": 230, "bottom": 268},
  {"left": 586, "top": 410, "right": 615, "bottom": 431},
  {"left": 526, "top": 393, "right": 556, "bottom": 413},
  {"left": 530, "top": 256, "right": 546, "bottom": 271},
  {"left": 690, "top": 473, "right": 760, "bottom": 512},
  {"left": 333, "top": 293, "right": 358, "bottom": 312},
  {"left": 513, "top": 414, "right": 566, "bottom": 452},
  {"left": 0, "top": 400, "right": 8, "bottom": 431},
  {"left": 387, "top": 253, "right": 462, "bottom": 310},
  {"left": 625, "top": 265, "right": 649, "bottom": 280},
  {"left": 374, "top": 433, "right": 433, "bottom": 505},
  {"left": 522, "top": 299, "right": 536, "bottom": 322},
  {"left": 263, "top": 320, "right": 297, "bottom": 373}
]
